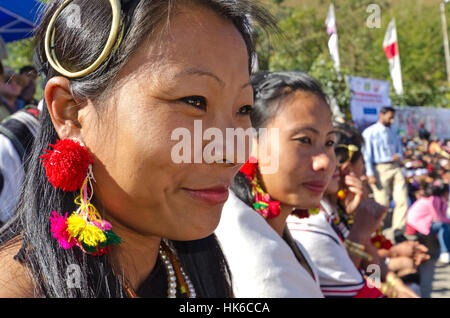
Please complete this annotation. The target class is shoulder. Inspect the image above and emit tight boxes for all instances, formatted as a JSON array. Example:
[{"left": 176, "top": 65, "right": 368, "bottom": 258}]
[
  {"left": 362, "top": 123, "right": 378, "bottom": 137},
  {"left": 0, "top": 239, "right": 35, "bottom": 297},
  {"left": 410, "top": 196, "right": 431, "bottom": 209}
]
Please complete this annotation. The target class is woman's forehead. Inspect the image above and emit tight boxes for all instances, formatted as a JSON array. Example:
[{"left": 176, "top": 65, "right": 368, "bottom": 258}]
[
  {"left": 118, "top": 5, "right": 249, "bottom": 82},
  {"left": 272, "top": 92, "right": 332, "bottom": 130}
]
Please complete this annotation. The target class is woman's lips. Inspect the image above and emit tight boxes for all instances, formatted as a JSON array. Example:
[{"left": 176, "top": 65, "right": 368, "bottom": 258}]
[
  {"left": 183, "top": 186, "right": 230, "bottom": 205},
  {"left": 302, "top": 181, "right": 327, "bottom": 194}
]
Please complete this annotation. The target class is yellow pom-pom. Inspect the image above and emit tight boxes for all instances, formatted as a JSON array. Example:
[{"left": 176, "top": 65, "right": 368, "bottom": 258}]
[
  {"left": 78, "top": 224, "right": 107, "bottom": 247},
  {"left": 309, "top": 207, "right": 320, "bottom": 215},
  {"left": 66, "top": 214, "right": 87, "bottom": 239},
  {"left": 337, "top": 189, "right": 346, "bottom": 200}
]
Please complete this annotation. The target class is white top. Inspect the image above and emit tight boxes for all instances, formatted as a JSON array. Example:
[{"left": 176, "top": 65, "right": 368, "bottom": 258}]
[
  {"left": 286, "top": 199, "right": 365, "bottom": 297},
  {"left": 0, "top": 134, "right": 24, "bottom": 223},
  {"left": 215, "top": 191, "right": 323, "bottom": 298}
]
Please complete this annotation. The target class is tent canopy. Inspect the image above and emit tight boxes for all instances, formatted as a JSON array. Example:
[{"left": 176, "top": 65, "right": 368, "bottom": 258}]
[{"left": 0, "top": 0, "right": 43, "bottom": 43}]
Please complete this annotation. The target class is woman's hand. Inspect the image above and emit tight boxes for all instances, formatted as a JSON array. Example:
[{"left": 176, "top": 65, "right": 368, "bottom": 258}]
[
  {"left": 383, "top": 272, "right": 420, "bottom": 298},
  {"left": 342, "top": 173, "right": 365, "bottom": 215},
  {"left": 390, "top": 279, "right": 420, "bottom": 298},
  {"left": 388, "top": 256, "right": 416, "bottom": 277},
  {"left": 389, "top": 241, "right": 430, "bottom": 266},
  {"left": 348, "top": 199, "right": 388, "bottom": 244}
]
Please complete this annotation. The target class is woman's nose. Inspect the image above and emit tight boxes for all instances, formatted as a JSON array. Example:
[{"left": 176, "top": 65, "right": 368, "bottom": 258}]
[{"left": 312, "top": 151, "right": 335, "bottom": 172}]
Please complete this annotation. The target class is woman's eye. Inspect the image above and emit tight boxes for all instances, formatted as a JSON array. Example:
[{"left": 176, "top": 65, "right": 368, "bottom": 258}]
[
  {"left": 295, "top": 137, "right": 312, "bottom": 144},
  {"left": 237, "top": 105, "right": 253, "bottom": 116},
  {"left": 180, "top": 96, "right": 207, "bottom": 110},
  {"left": 326, "top": 140, "right": 336, "bottom": 147}
]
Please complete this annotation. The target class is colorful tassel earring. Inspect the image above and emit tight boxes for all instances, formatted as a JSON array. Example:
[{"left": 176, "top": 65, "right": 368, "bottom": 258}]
[
  {"left": 239, "top": 157, "right": 280, "bottom": 219},
  {"left": 41, "top": 139, "right": 121, "bottom": 256}
]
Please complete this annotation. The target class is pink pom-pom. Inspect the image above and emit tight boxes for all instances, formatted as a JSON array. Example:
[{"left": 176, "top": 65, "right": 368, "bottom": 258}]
[
  {"left": 92, "top": 219, "right": 112, "bottom": 231},
  {"left": 50, "top": 211, "right": 76, "bottom": 249},
  {"left": 40, "top": 139, "right": 93, "bottom": 192}
]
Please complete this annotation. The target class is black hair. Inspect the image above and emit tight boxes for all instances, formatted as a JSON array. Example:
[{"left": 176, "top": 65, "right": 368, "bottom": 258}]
[
  {"left": 19, "top": 66, "right": 37, "bottom": 75},
  {"left": 0, "top": 0, "right": 276, "bottom": 298},
  {"left": 250, "top": 71, "right": 329, "bottom": 133},
  {"left": 232, "top": 71, "right": 330, "bottom": 208},
  {"left": 424, "top": 180, "right": 449, "bottom": 198},
  {"left": 380, "top": 106, "right": 396, "bottom": 114},
  {"left": 333, "top": 122, "right": 363, "bottom": 164}
]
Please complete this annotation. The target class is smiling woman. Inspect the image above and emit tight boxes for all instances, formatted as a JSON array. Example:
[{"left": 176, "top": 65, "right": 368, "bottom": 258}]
[
  {"left": 215, "top": 71, "right": 336, "bottom": 297},
  {"left": 0, "top": 0, "right": 276, "bottom": 298}
]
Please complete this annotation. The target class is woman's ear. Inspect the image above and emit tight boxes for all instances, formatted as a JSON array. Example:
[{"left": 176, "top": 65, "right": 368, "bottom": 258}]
[{"left": 45, "top": 76, "right": 82, "bottom": 140}]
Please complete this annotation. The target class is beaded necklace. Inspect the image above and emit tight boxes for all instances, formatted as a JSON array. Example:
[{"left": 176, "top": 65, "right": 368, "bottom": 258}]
[{"left": 123, "top": 240, "right": 196, "bottom": 298}]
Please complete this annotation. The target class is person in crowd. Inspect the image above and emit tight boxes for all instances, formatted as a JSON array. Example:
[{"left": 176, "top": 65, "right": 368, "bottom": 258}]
[
  {"left": 0, "top": 62, "right": 8, "bottom": 121},
  {"left": 406, "top": 180, "right": 450, "bottom": 264},
  {"left": 0, "top": 64, "right": 21, "bottom": 121},
  {"left": 0, "top": 0, "right": 276, "bottom": 298},
  {"left": 215, "top": 71, "right": 339, "bottom": 297},
  {"left": 288, "top": 122, "right": 421, "bottom": 298},
  {"left": 0, "top": 105, "right": 41, "bottom": 226},
  {"left": 0, "top": 69, "right": 27, "bottom": 118},
  {"left": 362, "top": 106, "right": 409, "bottom": 243},
  {"left": 17, "top": 66, "right": 38, "bottom": 107}
]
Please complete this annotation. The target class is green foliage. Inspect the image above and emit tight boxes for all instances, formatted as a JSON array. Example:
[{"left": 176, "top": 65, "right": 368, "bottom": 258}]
[
  {"left": 3, "top": 38, "right": 43, "bottom": 101},
  {"left": 4, "top": 38, "right": 34, "bottom": 71},
  {"left": 256, "top": 0, "right": 450, "bottom": 115},
  {"left": 309, "top": 54, "right": 351, "bottom": 117}
]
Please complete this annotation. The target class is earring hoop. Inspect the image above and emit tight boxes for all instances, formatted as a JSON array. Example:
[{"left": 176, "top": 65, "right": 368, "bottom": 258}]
[{"left": 44, "top": 0, "right": 123, "bottom": 78}]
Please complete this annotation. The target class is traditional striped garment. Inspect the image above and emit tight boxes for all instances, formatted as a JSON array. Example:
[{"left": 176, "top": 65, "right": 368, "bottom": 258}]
[{"left": 287, "top": 199, "right": 384, "bottom": 298}]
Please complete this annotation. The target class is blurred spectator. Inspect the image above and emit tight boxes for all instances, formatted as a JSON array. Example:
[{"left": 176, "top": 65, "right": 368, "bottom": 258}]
[
  {"left": 0, "top": 61, "right": 9, "bottom": 121},
  {"left": 17, "top": 66, "right": 38, "bottom": 106},
  {"left": 418, "top": 121, "right": 430, "bottom": 141},
  {"left": 362, "top": 106, "right": 409, "bottom": 243},
  {"left": 406, "top": 181, "right": 450, "bottom": 264},
  {"left": 0, "top": 105, "right": 40, "bottom": 226},
  {"left": 0, "top": 68, "right": 27, "bottom": 120}
]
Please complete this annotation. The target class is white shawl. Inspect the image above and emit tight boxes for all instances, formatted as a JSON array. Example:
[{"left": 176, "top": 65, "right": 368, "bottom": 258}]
[{"left": 215, "top": 191, "right": 323, "bottom": 298}]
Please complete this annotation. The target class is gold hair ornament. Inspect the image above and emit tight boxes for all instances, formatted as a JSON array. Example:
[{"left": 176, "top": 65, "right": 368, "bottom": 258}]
[{"left": 44, "top": 0, "right": 123, "bottom": 78}]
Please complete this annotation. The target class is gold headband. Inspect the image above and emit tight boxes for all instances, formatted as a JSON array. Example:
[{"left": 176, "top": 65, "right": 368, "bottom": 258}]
[
  {"left": 44, "top": 0, "right": 123, "bottom": 78},
  {"left": 335, "top": 144, "right": 359, "bottom": 165}
]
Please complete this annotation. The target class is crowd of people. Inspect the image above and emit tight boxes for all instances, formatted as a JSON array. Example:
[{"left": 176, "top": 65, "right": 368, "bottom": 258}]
[
  {"left": 0, "top": 61, "right": 41, "bottom": 226},
  {"left": 0, "top": 0, "right": 448, "bottom": 299}
]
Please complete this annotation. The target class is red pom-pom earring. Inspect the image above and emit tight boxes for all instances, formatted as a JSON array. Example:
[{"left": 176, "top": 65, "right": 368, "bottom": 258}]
[
  {"left": 40, "top": 139, "right": 94, "bottom": 192},
  {"left": 41, "top": 138, "right": 122, "bottom": 255},
  {"left": 239, "top": 156, "right": 281, "bottom": 219}
]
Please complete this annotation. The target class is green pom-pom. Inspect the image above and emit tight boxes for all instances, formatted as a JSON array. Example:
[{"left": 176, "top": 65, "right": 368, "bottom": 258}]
[
  {"left": 80, "top": 242, "right": 98, "bottom": 253},
  {"left": 100, "top": 230, "right": 122, "bottom": 248}
]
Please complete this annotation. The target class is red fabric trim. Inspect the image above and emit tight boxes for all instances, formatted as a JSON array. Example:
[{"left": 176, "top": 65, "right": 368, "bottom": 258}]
[
  {"left": 322, "top": 288, "right": 360, "bottom": 294},
  {"left": 353, "top": 280, "right": 386, "bottom": 298}
]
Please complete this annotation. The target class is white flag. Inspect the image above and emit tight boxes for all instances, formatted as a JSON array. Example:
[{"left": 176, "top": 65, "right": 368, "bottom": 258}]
[
  {"left": 383, "top": 19, "right": 404, "bottom": 95},
  {"left": 325, "top": 4, "right": 340, "bottom": 73}
]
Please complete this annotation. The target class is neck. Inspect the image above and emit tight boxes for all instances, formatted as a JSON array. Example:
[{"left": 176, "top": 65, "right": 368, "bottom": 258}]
[
  {"left": 378, "top": 120, "right": 388, "bottom": 127},
  {"left": 325, "top": 193, "right": 338, "bottom": 207},
  {"left": 266, "top": 204, "right": 293, "bottom": 237},
  {"left": 107, "top": 218, "right": 161, "bottom": 292}
]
